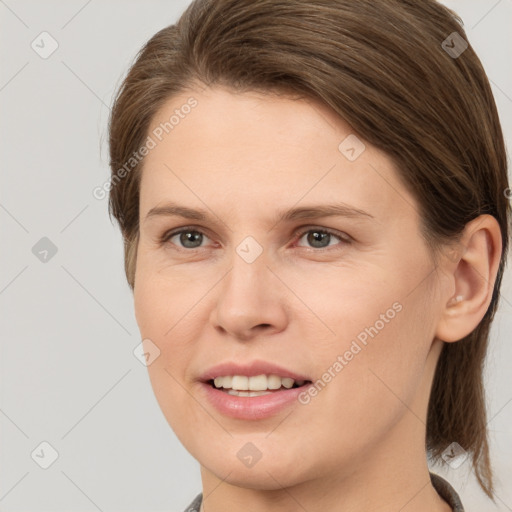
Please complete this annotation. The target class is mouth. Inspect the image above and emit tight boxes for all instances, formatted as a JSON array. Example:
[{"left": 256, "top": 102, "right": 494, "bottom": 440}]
[
  {"left": 198, "top": 361, "right": 314, "bottom": 419},
  {"left": 206, "top": 374, "right": 312, "bottom": 397}
]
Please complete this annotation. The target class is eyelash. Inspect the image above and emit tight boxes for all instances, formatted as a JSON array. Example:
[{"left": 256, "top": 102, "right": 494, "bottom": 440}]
[{"left": 159, "top": 225, "right": 352, "bottom": 252}]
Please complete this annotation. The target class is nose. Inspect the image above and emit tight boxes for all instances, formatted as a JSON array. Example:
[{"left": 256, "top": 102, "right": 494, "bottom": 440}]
[{"left": 209, "top": 250, "right": 289, "bottom": 341}]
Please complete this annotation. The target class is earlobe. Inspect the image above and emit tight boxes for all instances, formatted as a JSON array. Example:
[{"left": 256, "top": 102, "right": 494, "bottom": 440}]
[{"left": 435, "top": 215, "right": 502, "bottom": 343}]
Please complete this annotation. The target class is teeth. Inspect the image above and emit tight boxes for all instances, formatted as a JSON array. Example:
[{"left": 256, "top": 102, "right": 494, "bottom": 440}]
[
  {"left": 281, "top": 377, "right": 294, "bottom": 389},
  {"left": 231, "top": 375, "right": 249, "bottom": 390},
  {"left": 212, "top": 374, "right": 306, "bottom": 391},
  {"left": 267, "top": 374, "right": 282, "bottom": 389}
]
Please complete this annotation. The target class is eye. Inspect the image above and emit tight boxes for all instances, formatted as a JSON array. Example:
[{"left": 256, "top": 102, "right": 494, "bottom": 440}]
[
  {"left": 161, "top": 228, "right": 212, "bottom": 250},
  {"left": 295, "top": 227, "right": 350, "bottom": 249}
]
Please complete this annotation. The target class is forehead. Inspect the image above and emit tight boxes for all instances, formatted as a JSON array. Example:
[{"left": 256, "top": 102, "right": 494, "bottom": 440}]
[{"left": 139, "top": 86, "right": 417, "bottom": 223}]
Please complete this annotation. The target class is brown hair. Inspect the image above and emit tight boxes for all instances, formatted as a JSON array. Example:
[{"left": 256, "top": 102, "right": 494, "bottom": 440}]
[{"left": 108, "top": 0, "right": 510, "bottom": 499}]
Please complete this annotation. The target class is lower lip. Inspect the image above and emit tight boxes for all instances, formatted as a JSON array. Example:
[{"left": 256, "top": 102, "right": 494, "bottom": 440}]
[{"left": 198, "top": 382, "right": 311, "bottom": 420}]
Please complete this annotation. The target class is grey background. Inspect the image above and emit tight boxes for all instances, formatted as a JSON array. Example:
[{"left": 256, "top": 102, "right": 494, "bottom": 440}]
[{"left": 0, "top": 1, "right": 511, "bottom": 511}]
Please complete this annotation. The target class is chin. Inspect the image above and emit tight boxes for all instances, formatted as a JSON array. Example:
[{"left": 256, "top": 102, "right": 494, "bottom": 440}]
[
  {"left": 209, "top": 460, "right": 307, "bottom": 491},
  {"left": 192, "top": 439, "right": 312, "bottom": 489}
]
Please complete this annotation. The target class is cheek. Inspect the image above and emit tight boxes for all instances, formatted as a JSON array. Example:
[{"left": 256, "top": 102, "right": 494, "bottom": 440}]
[
  {"left": 295, "top": 259, "right": 437, "bottom": 414},
  {"left": 133, "top": 273, "right": 204, "bottom": 434},
  {"left": 133, "top": 251, "right": 213, "bottom": 397},
  {"left": 133, "top": 250, "right": 206, "bottom": 342}
]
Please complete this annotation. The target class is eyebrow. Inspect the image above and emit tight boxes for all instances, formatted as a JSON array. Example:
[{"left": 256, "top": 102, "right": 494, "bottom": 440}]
[{"left": 144, "top": 201, "right": 374, "bottom": 225}]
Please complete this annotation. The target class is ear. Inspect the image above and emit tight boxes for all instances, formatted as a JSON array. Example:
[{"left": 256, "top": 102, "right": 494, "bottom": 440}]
[{"left": 435, "top": 214, "right": 502, "bottom": 343}]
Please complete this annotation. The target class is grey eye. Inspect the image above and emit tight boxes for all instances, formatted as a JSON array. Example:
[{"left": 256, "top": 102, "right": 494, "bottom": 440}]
[
  {"left": 172, "top": 230, "right": 206, "bottom": 249},
  {"left": 297, "top": 230, "right": 343, "bottom": 249}
]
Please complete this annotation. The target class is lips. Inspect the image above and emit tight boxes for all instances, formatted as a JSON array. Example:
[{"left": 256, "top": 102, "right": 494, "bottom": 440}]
[
  {"left": 196, "top": 360, "right": 313, "bottom": 420},
  {"left": 198, "top": 380, "right": 313, "bottom": 420}
]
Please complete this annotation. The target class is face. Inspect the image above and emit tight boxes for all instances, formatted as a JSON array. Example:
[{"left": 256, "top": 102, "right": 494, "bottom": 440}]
[{"left": 134, "top": 86, "right": 447, "bottom": 490}]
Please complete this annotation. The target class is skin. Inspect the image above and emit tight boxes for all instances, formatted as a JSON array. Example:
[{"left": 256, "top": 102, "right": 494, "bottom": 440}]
[{"left": 133, "top": 85, "right": 502, "bottom": 512}]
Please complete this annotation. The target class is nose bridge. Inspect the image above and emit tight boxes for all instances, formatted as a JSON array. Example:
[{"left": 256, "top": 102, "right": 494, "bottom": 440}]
[
  {"left": 222, "top": 237, "right": 270, "bottom": 307},
  {"left": 211, "top": 236, "right": 287, "bottom": 337}
]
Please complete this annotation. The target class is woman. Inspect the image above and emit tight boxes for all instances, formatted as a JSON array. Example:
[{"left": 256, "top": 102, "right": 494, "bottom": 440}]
[{"left": 107, "top": 1, "right": 510, "bottom": 510}]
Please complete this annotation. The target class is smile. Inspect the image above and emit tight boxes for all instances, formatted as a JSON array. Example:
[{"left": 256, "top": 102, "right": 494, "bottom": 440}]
[{"left": 209, "top": 374, "right": 308, "bottom": 396}]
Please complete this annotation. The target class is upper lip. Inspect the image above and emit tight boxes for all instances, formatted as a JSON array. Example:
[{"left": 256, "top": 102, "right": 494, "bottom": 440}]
[{"left": 199, "top": 360, "right": 311, "bottom": 382}]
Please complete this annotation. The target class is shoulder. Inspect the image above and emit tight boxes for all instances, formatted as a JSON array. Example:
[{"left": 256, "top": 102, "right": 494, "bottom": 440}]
[
  {"left": 182, "top": 492, "right": 202, "bottom": 512},
  {"left": 430, "top": 472, "right": 465, "bottom": 512}
]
